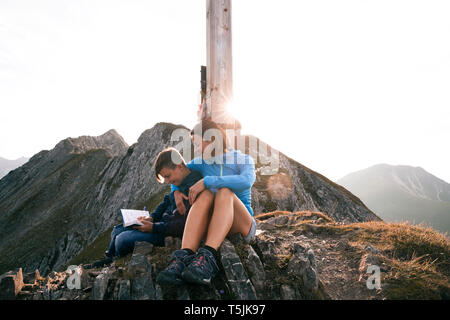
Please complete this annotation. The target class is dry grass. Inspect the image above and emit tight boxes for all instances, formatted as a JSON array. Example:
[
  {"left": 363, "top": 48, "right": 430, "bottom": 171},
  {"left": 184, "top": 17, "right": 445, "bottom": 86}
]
[
  {"left": 256, "top": 210, "right": 334, "bottom": 223},
  {"left": 257, "top": 210, "right": 450, "bottom": 299},
  {"left": 325, "top": 219, "right": 450, "bottom": 299},
  {"left": 346, "top": 221, "right": 449, "bottom": 268}
]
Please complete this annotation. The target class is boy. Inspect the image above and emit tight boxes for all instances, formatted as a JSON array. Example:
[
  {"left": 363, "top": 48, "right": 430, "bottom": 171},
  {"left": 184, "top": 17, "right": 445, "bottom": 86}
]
[{"left": 84, "top": 147, "right": 202, "bottom": 269}]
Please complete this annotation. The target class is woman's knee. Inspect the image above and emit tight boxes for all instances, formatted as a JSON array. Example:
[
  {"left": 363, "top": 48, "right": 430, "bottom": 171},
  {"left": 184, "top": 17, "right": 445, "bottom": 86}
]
[
  {"left": 201, "top": 188, "right": 215, "bottom": 199},
  {"left": 215, "top": 187, "right": 233, "bottom": 200},
  {"left": 196, "top": 189, "right": 214, "bottom": 205}
]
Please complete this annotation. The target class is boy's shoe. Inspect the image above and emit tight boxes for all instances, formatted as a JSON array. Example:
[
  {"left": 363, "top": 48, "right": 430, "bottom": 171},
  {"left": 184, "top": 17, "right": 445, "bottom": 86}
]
[
  {"left": 83, "top": 256, "right": 114, "bottom": 270},
  {"left": 156, "top": 249, "right": 194, "bottom": 286},
  {"left": 181, "top": 248, "right": 219, "bottom": 286}
]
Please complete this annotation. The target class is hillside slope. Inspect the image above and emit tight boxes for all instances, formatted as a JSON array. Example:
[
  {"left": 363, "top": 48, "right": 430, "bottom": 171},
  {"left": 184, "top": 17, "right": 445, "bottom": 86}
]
[{"left": 338, "top": 164, "right": 450, "bottom": 234}]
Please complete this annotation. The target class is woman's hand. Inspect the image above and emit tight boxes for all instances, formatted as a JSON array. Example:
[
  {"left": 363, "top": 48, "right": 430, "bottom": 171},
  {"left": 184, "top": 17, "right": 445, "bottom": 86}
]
[
  {"left": 189, "top": 179, "right": 206, "bottom": 205},
  {"left": 134, "top": 216, "right": 153, "bottom": 233},
  {"left": 174, "top": 190, "right": 189, "bottom": 215}
]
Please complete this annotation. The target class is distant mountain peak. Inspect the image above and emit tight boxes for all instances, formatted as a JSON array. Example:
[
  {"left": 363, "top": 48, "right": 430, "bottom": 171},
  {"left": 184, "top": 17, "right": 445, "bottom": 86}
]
[
  {"left": 53, "top": 129, "right": 129, "bottom": 158},
  {"left": 338, "top": 163, "right": 450, "bottom": 234},
  {"left": 0, "top": 157, "right": 30, "bottom": 179}
]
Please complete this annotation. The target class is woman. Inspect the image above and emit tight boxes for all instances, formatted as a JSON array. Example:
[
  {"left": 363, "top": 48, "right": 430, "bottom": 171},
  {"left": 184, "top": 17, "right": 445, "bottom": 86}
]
[{"left": 156, "top": 119, "right": 256, "bottom": 286}]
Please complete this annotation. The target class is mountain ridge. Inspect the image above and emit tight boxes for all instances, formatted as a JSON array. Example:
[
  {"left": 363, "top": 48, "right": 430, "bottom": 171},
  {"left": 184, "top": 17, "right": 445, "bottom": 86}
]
[
  {"left": 337, "top": 164, "right": 450, "bottom": 234},
  {"left": 1, "top": 125, "right": 449, "bottom": 300},
  {"left": 0, "top": 122, "right": 379, "bottom": 277}
]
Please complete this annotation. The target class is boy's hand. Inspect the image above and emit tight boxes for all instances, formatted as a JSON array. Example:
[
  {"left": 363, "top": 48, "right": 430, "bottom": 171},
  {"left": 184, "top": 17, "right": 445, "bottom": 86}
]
[
  {"left": 174, "top": 190, "right": 189, "bottom": 215},
  {"left": 189, "top": 179, "right": 206, "bottom": 205},
  {"left": 134, "top": 216, "right": 153, "bottom": 233}
]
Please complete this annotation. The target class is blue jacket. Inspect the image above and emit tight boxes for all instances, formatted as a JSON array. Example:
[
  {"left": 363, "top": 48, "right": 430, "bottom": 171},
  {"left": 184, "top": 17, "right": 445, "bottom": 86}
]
[
  {"left": 171, "top": 149, "right": 256, "bottom": 216},
  {"left": 151, "top": 170, "right": 203, "bottom": 237}
]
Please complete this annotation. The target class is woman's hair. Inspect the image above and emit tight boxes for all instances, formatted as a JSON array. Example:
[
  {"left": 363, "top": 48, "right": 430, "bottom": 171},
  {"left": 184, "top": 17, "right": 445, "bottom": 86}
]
[
  {"left": 153, "top": 147, "right": 186, "bottom": 183},
  {"left": 191, "top": 119, "right": 228, "bottom": 153}
]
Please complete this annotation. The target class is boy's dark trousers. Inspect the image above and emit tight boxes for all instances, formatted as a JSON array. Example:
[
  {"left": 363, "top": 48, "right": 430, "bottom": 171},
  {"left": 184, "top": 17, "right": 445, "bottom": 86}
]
[{"left": 105, "top": 223, "right": 165, "bottom": 257}]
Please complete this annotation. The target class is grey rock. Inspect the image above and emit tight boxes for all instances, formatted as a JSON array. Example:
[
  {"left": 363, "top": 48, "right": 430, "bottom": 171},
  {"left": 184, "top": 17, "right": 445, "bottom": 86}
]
[
  {"left": 118, "top": 280, "right": 130, "bottom": 300},
  {"left": 128, "top": 253, "right": 155, "bottom": 300},
  {"left": 164, "top": 237, "right": 174, "bottom": 247},
  {"left": 287, "top": 248, "right": 319, "bottom": 298},
  {"left": 254, "top": 237, "right": 276, "bottom": 264},
  {"left": 154, "top": 284, "right": 163, "bottom": 300},
  {"left": 92, "top": 268, "right": 110, "bottom": 300},
  {"left": 287, "top": 255, "right": 309, "bottom": 275},
  {"left": 293, "top": 242, "right": 309, "bottom": 255},
  {"left": 133, "top": 241, "right": 154, "bottom": 256},
  {"left": 175, "top": 286, "right": 190, "bottom": 300},
  {"left": 51, "top": 290, "right": 62, "bottom": 300},
  {"left": 280, "top": 285, "right": 297, "bottom": 300},
  {"left": 219, "top": 239, "right": 257, "bottom": 300},
  {"left": 228, "top": 232, "right": 244, "bottom": 245},
  {"left": 173, "top": 237, "right": 182, "bottom": 250},
  {"left": 241, "top": 245, "right": 266, "bottom": 296},
  {"left": 307, "top": 249, "right": 317, "bottom": 269},
  {"left": 302, "top": 265, "right": 319, "bottom": 295}
]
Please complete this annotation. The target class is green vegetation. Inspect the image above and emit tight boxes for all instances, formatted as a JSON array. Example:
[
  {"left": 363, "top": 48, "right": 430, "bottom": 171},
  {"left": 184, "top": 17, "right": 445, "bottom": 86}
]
[{"left": 67, "top": 227, "right": 114, "bottom": 267}]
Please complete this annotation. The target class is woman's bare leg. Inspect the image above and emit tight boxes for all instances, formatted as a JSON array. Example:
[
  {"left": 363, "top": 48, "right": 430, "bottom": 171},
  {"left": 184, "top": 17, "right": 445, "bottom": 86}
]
[
  {"left": 181, "top": 189, "right": 214, "bottom": 252},
  {"left": 204, "top": 188, "right": 253, "bottom": 250}
]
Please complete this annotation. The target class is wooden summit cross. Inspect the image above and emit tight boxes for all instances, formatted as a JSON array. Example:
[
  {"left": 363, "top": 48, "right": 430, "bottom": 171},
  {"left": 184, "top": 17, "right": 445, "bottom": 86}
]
[{"left": 200, "top": 0, "right": 241, "bottom": 132}]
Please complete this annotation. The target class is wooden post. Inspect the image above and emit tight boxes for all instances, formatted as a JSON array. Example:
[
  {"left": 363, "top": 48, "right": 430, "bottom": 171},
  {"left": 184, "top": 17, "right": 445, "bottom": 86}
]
[{"left": 204, "top": 0, "right": 237, "bottom": 129}]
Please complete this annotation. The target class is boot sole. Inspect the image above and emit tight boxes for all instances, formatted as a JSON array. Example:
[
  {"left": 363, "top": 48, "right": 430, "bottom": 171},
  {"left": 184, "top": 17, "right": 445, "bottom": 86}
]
[
  {"left": 156, "top": 272, "right": 184, "bottom": 286},
  {"left": 181, "top": 269, "right": 211, "bottom": 286}
]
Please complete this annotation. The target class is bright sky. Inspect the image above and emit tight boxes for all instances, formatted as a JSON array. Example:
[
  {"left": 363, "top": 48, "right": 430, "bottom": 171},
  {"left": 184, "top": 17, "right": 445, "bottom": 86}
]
[{"left": 1, "top": 0, "right": 449, "bottom": 183}]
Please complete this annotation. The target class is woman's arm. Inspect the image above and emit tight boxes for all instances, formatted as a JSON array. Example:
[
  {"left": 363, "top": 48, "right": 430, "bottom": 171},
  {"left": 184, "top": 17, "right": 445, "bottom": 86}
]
[{"left": 203, "top": 155, "right": 256, "bottom": 192}]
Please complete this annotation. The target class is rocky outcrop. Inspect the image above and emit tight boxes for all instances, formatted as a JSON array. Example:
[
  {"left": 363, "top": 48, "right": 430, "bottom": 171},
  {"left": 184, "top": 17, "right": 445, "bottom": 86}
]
[
  {"left": 0, "top": 122, "right": 379, "bottom": 277},
  {"left": 2, "top": 210, "right": 449, "bottom": 300},
  {"left": 3, "top": 213, "right": 330, "bottom": 300},
  {"left": 0, "top": 129, "right": 130, "bottom": 276}
]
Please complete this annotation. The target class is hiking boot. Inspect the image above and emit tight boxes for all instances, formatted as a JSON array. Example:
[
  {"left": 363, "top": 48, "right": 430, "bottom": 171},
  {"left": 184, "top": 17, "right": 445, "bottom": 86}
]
[
  {"left": 156, "top": 249, "right": 194, "bottom": 286},
  {"left": 182, "top": 248, "right": 219, "bottom": 286},
  {"left": 83, "top": 256, "right": 113, "bottom": 270}
]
